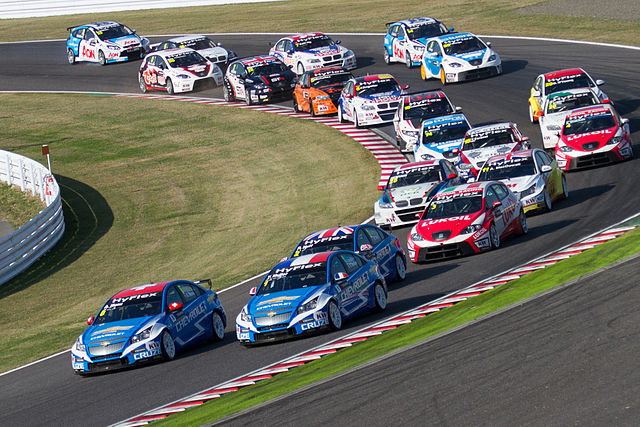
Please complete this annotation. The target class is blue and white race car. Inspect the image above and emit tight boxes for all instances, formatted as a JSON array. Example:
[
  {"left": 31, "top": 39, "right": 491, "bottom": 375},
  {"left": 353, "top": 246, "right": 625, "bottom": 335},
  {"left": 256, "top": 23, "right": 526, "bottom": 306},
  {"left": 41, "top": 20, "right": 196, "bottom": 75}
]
[
  {"left": 289, "top": 225, "right": 406, "bottom": 282},
  {"left": 415, "top": 113, "right": 472, "bottom": 162},
  {"left": 66, "top": 21, "right": 150, "bottom": 65},
  {"left": 383, "top": 17, "right": 453, "bottom": 67},
  {"left": 269, "top": 33, "right": 357, "bottom": 75},
  {"left": 71, "top": 280, "right": 226, "bottom": 374},
  {"left": 338, "top": 74, "right": 408, "bottom": 127},
  {"left": 236, "top": 251, "right": 387, "bottom": 344},
  {"left": 420, "top": 32, "right": 501, "bottom": 84}
]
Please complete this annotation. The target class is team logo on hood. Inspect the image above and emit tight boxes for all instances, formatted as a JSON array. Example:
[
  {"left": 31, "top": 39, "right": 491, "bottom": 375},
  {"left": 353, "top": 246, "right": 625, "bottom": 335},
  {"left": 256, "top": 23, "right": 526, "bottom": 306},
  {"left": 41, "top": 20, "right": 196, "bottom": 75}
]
[
  {"left": 257, "top": 296, "right": 299, "bottom": 305},
  {"left": 91, "top": 326, "right": 133, "bottom": 336}
]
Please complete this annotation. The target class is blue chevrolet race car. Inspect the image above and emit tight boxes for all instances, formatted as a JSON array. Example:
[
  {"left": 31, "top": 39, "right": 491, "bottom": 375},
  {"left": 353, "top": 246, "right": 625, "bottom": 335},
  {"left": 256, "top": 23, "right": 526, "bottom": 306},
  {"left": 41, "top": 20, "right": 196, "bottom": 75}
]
[
  {"left": 414, "top": 113, "right": 472, "bottom": 162},
  {"left": 235, "top": 251, "right": 387, "bottom": 344},
  {"left": 290, "top": 225, "right": 406, "bottom": 282},
  {"left": 383, "top": 17, "right": 453, "bottom": 67},
  {"left": 66, "top": 21, "right": 150, "bottom": 65},
  {"left": 71, "top": 280, "right": 226, "bottom": 374}
]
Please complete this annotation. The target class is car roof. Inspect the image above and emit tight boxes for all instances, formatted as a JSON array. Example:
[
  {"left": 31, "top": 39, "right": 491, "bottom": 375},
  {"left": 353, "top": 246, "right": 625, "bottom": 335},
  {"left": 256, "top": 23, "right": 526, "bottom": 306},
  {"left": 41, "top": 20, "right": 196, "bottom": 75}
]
[
  {"left": 394, "top": 160, "right": 439, "bottom": 172},
  {"left": 286, "top": 32, "right": 325, "bottom": 41},
  {"left": 152, "top": 47, "right": 199, "bottom": 58},
  {"left": 307, "top": 66, "right": 349, "bottom": 77},
  {"left": 165, "top": 35, "right": 208, "bottom": 43},
  {"left": 395, "top": 17, "right": 440, "bottom": 27},
  {"left": 236, "top": 55, "right": 281, "bottom": 66},
  {"left": 353, "top": 74, "right": 396, "bottom": 83},
  {"left": 273, "top": 251, "right": 334, "bottom": 269},
  {"left": 435, "top": 182, "right": 488, "bottom": 197},
  {"left": 404, "top": 90, "right": 447, "bottom": 102},
  {"left": 111, "top": 282, "right": 169, "bottom": 299},
  {"left": 421, "top": 113, "right": 468, "bottom": 127},
  {"left": 436, "top": 32, "right": 475, "bottom": 43},
  {"left": 466, "top": 122, "right": 512, "bottom": 134},
  {"left": 543, "top": 68, "right": 585, "bottom": 79},
  {"left": 485, "top": 149, "right": 534, "bottom": 164},
  {"left": 566, "top": 104, "right": 612, "bottom": 118},
  {"left": 303, "top": 226, "right": 356, "bottom": 241}
]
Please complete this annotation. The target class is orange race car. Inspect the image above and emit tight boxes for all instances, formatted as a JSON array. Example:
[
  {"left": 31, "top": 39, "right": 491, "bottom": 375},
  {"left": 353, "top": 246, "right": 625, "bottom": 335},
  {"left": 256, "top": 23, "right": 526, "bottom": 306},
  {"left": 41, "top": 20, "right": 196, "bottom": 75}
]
[{"left": 292, "top": 66, "right": 353, "bottom": 116}]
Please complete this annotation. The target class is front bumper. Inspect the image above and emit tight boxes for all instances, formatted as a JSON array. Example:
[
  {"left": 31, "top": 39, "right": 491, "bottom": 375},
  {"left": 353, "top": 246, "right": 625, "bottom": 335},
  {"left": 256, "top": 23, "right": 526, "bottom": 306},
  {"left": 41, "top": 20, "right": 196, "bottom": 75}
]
[
  {"left": 444, "top": 64, "right": 501, "bottom": 83},
  {"left": 375, "top": 203, "right": 426, "bottom": 228},
  {"left": 556, "top": 142, "right": 632, "bottom": 171},
  {"left": 236, "top": 310, "right": 329, "bottom": 344},
  {"left": 71, "top": 338, "right": 162, "bottom": 374},
  {"left": 407, "top": 230, "right": 491, "bottom": 263}
]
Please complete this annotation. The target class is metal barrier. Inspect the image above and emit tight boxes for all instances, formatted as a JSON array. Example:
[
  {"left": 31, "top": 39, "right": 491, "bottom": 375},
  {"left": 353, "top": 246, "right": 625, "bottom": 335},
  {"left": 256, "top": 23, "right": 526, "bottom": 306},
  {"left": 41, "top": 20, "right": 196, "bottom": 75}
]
[{"left": 0, "top": 149, "right": 65, "bottom": 286}]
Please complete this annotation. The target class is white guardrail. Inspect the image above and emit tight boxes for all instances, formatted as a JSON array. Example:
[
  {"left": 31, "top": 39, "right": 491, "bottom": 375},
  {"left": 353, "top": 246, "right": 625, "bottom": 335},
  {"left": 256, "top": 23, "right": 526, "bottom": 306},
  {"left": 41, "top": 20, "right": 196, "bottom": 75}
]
[{"left": 0, "top": 149, "right": 65, "bottom": 286}]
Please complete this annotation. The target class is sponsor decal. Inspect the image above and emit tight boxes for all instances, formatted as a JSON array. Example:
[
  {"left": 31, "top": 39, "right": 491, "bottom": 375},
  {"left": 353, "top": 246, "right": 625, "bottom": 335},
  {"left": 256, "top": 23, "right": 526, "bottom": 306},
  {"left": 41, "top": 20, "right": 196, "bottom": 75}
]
[
  {"left": 426, "top": 215, "right": 472, "bottom": 224},
  {"left": 174, "top": 302, "right": 207, "bottom": 333},
  {"left": 266, "top": 262, "right": 324, "bottom": 281},
  {"left": 301, "top": 320, "right": 326, "bottom": 331},
  {"left": 257, "top": 296, "right": 299, "bottom": 306},
  {"left": 237, "top": 332, "right": 250, "bottom": 340},
  {"left": 133, "top": 348, "right": 161, "bottom": 360},
  {"left": 475, "top": 237, "right": 490, "bottom": 249}
]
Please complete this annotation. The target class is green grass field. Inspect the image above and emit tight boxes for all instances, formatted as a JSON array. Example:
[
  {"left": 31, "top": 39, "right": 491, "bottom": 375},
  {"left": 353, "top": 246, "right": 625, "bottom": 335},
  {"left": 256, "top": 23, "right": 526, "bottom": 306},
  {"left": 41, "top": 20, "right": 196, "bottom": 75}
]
[{"left": 0, "top": 182, "right": 45, "bottom": 228}]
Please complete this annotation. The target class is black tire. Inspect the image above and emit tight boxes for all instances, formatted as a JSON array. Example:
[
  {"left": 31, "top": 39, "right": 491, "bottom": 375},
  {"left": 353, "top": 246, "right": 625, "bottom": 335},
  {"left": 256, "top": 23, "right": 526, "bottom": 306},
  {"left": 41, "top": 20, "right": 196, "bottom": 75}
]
[
  {"left": 338, "top": 105, "right": 346, "bottom": 123},
  {"left": 328, "top": 300, "right": 342, "bottom": 330},
  {"left": 161, "top": 330, "right": 176, "bottom": 360},
  {"left": 138, "top": 75, "right": 147, "bottom": 93},
  {"left": 98, "top": 50, "right": 106, "bottom": 66},
  {"left": 211, "top": 311, "right": 225, "bottom": 342},
  {"left": 223, "top": 82, "right": 234, "bottom": 101},
  {"left": 405, "top": 50, "right": 412, "bottom": 68},
  {"left": 166, "top": 78, "right": 174, "bottom": 95},
  {"left": 292, "top": 96, "right": 300, "bottom": 112},
  {"left": 383, "top": 49, "right": 390, "bottom": 65},
  {"left": 543, "top": 189, "right": 552, "bottom": 212},
  {"left": 309, "top": 100, "right": 316, "bottom": 117},
  {"left": 354, "top": 110, "right": 361, "bottom": 128},
  {"left": 373, "top": 283, "right": 387, "bottom": 312},
  {"left": 245, "top": 87, "right": 252, "bottom": 105},
  {"left": 67, "top": 48, "right": 76, "bottom": 65},
  {"left": 394, "top": 254, "right": 406, "bottom": 282},
  {"left": 528, "top": 104, "right": 537, "bottom": 123},
  {"left": 518, "top": 209, "right": 528, "bottom": 235},
  {"left": 490, "top": 222, "right": 500, "bottom": 249},
  {"left": 561, "top": 175, "right": 569, "bottom": 199}
]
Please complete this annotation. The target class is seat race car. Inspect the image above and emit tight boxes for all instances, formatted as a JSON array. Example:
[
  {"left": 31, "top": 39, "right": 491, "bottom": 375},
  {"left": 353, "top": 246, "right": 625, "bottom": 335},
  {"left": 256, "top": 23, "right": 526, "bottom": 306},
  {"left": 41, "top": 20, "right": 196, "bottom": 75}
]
[
  {"left": 338, "top": 74, "right": 408, "bottom": 127},
  {"left": 71, "top": 280, "right": 226, "bottom": 374},
  {"left": 223, "top": 55, "right": 297, "bottom": 105},
  {"left": 555, "top": 104, "right": 633, "bottom": 171},
  {"left": 420, "top": 32, "right": 501, "bottom": 84},
  {"left": 151, "top": 35, "right": 237, "bottom": 69},
  {"left": 457, "top": 122, "right": 531, "bottom": 179},
  {"left": 528, "top": 68, "right": 608, "bottom": 123},
  {"left": 476, "top": 149, "right": 567, "bottom": 214},
  {"left": 407, "top": 181, "right": 527, "bottom": 262},
  {"left": 415, "top": 113, "right": 472, "bottom": 162},
  {"left": 537, "top": 88, "right": 602, "bottom": 149},
  {"left": 235, "top": 251, "right": 387, "bottom": 344},
  {"left": 66, "top": 21, "right": 150, "bottom": 65},
  {"left": 292, "top": 66, "right": 353, "bottom": 116},
  {"left": 289, "top": 225, "right": 406, "bottom": 283},
  {"left": 374, "top": 160, "right": 460, "bottom": 228},
  {"left": 269, "top": 33, "right": 357, "bottom": 75},
  {"left": 139, "top": 48, "right": 224, "bottom": 94},
  {"left": 383, "top": 17, "right": 454, "bottom": 67},
  {"left": 392, "top": 90, "right": 461, "bottom": 151}
]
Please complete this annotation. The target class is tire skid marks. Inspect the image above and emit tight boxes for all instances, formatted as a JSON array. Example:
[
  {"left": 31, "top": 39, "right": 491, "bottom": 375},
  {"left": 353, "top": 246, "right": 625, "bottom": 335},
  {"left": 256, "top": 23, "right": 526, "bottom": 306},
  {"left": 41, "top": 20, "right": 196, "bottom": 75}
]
[{"left": 115, "top": 94, "right": 408, "bottom": 188}]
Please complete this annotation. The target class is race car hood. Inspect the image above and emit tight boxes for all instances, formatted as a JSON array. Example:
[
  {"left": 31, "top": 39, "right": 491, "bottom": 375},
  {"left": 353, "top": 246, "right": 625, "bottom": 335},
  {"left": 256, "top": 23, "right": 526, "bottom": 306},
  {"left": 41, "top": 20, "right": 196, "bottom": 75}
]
[
  {"left": 463, "top": 144, "right": 518, "bottom": 169},
  {"left": 248, "top": 73, "right": 294, "bottom": 86},
  {"left": 384, "top": 182, "right": 437, "bottom": 203},
  {"left": 416, "top": 211, "right": 484, "bottom": 242},
  {"left": 360, "top": 92, "right": 402, "bottom": 104},
  {"left": 500, "top": 175, "right": 537, "bottom": 193},
  {"left": 194, "top": 46, "right": 227, "bottom": 58},
  {"left": 316, "top": 83, "right": 345, "bottom": 94},
  {"left": 448, "top": 49, "right": 486, "bottom": 63},
  {"left": 561, "top": 127, "right": 617, "bottom": 151},
  {"left": 423, "top": 138, "right": 465, "bottom": 154},
  {"left": 540, "top": 112, "right": 567, "bottom": 129},
  {"left": 249, "top": 286, "right": 321, "bottom": 314},
  {"left": 303, "top": 45, "right": 343, "bottom": 57},
  {"left": 82, "top": 316, "right": 155, "bottom": 344},
  {"left": 104, "top": 34, "right": 141, "bottom": 50},
  {"left": 178, "top": 63, "right": 210, "bottom": 76}
]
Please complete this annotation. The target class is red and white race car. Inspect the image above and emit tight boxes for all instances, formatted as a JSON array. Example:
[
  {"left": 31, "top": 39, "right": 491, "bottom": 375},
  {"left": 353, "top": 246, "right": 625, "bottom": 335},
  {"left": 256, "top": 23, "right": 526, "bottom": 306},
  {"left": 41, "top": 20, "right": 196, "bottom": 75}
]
[
  {"left": 269, "top": 33, "right": 357, "bottom": 75},
  {"left": 407, "top": 181, "right": 527, "bottom": 262},
  {"left": 555, "top": 103, "right": 633, "bottom": 171}
]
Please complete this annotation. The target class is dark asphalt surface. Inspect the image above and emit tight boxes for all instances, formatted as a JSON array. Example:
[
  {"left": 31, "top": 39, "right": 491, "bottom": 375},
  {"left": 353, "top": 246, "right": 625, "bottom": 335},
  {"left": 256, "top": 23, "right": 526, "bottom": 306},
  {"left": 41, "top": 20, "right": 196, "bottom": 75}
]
[
  {"left": 0, "top": 34, "right": 639, "bottom": 426},
  {"left": 222, "top": 254, "right": 640, "bottom": 426}
]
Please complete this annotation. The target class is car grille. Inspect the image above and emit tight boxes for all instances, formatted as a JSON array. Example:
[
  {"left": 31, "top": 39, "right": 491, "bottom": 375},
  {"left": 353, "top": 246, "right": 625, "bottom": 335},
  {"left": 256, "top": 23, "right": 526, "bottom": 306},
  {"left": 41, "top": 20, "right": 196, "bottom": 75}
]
[
  {"left": 193, "top": 78, "right": 214, "bottom": 91},
  {"left": 207, "top": 55, "right": 227, "bottom": 64},
  {"left": 88, "top": 357, "right": 129, "bottom": 372},
  {"left": 257, "top": 323, "right": 289, "bottom": 331},
  {"left": 418, "top": 243, "right": 464, "bottom": 261},
  {"left": 581, "top": 142, "right": 599, "bottom": 151},
  {"left": 573, "top": 152, "right": 615, "bottom": 169},
  {"left": 120, "top": 48, "right": 142, "bottom": 59},
  {"left": 394, "top": 205, "right": 426, "bottom": 222},
  {"left": 431, "top": 230, "right": 452, "bottom": 241},
  {"left": 468, "top": 59, "right": 482, "bottom": 66},
  {"left": 459, "top": 66, "right": 499, "bottom": 82},
  {"left": 272, "top": 80, "right": 289, "bottom": 88},
  {"left": 87, "top": 341, "right": 125, "bottom": 356},
  {"left": 443, "top": 151, "right": 458, "bottom": 159},
  {"left": 254, "top": 312, "right": 291, "bottom": 326},
  {"left": 90, "top": 352, "right": 123, "bottom": 362},
  {"left": 254, "top": 328, "right": 297, "bottom": 342}
]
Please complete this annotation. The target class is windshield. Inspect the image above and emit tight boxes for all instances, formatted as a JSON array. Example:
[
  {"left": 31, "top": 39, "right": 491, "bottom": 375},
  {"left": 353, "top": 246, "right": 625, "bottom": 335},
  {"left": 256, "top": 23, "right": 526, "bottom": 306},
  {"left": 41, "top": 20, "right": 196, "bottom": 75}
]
[
  {"left": 167, "top": 51, "right": 206, "bottom": 67},
  {"left": 96, "top": 24, "right": 133, "bottom": 41},
  {"left": 422, "top": 122, "right": 470, "bottom": 145},
  {"left": 563, "top": 114, "right": 616, "bottom": 136},
  {"left": 546, "top": 93, "right": 598, "bottom": 114},
  {"left": 293, "top": 235, "right": 353, "bottom": 257},
  {"left": 464, "top": 129, "right": 515, "bottom": 150},
  {"left": 184, "top": 38, "right": 216, "bottom": 50},
  {"left": 248, "top": 62, "right": 289, "bottom": 76},
  {"left": 258, "top": 264, "right": 327, "bottom": 294},
  {"left": 404, "top": 99, "right": 453, "bottom": 120},
  {"left": 356, "top": 79, "right": 400, "bottom": 96},
  {"left": 423, "top": 196, "right": 483, "bottom": 219},
  {"left": 478, "top": 157, "right": 536, "bottom": 180},
  {"left": 95, "top": 293, "right": 162, "bottom": 323},
  {"left": 294, "top": 35, "right": 333, "bottom": 50},
  {"left": 407, "top": 23, "right": 448, "bottom": 40},
  {"left": 388, "top": 167, "right": 440, "bottom": 189},
  {"left": 444, "top": 37, "right": 485, "bottom": 55},
  {"left": 311, "top": 73, "right": 351, "bottom": 87},
  {"left": 545, "top": 74, "right": 593, "bottom": 94}
]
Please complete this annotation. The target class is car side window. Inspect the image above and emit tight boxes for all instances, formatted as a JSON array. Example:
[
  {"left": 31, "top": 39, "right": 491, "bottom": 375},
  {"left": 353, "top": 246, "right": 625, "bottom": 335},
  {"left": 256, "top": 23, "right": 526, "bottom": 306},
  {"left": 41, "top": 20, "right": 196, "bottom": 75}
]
[
  {"left": 426, "top": 40, "right": 436, "bottom": 53},
  {"left": 301, "top": 73, "right": 309, "bottom": 88},
  {"left": 343, "top": 81, "right": 353, "bottom": 95},
  {"left": 364, "top": 226, "right": 384, "bottom": 246},
  {"left": 356, "top": 228, "right": 372, "bottom": 249},
  {"left": 177, "top": 283, "right": 198, "bottom": 304},
  {"left": 432, "top": 43, "right": 442, "bottom": 55},
  {"left": 389, "top": 25, "right": 399, "bottom": 37},
  {"left": 397, "top": 27, "right": 406, "bottom": 39},
  {"left": 275, "top": 40, "right": 286, "bottom": 51},
  {"left": 165, "top": 286, "right": 184, "bottom": 310},
  {"left": 237, "top": 64, "right": 247, "bottom": 78},
  {"left": 284, "top": 40, "right": 293, "bottom": 52},
  {"left": 485, "top": 186, "right": 498, "bottom": 206},
  {"left": 73, "top": 28, "right": 85, "bottom": 38},
  {"left": 84, "top": 29, "right": 94, "bottom": 41},
  {"left": 493, "top": 184, "right": 508, "bottom": 201},
  {"left": 535, "top": 151, "right": 549, "bottom": 169},
  {"left": 330, "top": 256, "right": 348, "bottom": 279},
  {"left": 157, "top": 57, "right": 168, "bottom": 69},
  {"left": 339, "top": 253, "right": 361, "bottom": 274}
]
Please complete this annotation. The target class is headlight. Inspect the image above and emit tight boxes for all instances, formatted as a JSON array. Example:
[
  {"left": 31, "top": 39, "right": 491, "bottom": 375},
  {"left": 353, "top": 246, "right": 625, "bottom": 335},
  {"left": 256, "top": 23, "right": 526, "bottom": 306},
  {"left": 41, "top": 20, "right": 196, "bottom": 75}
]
[
  {"left": 401, "top": 129, "right": 419, "bottom": 138},
  {"left": 361, "top": 104, "right": 376, "bottom": 111},
  {"left": 519, "top": 183, "right": 537, "bottom": 198},
  {"left": 316, "top": 95, "right": 331, "bottom": 100},
  {"left": 240, "top": 307, "right": 251, "bottom": 322},
  {"left": 107, "top": 45, "right": 120, "bottom": 51},
  {"left": 379, "top": 201, "right": 393, "bottom": 209},
  {"left": 296, "top": 297, "right": 318, "bottom": 315},
  {"left": 75, "top": 339, "right": 85, "bottom": 352},
  {"left": 546, "top": 124, "right": 561, "bottom": 131},
  {"left": 412, "top": 44, "right": 425, "bottom": 51},
  {"left": 559, "top": 145, "right": 574, "bottom": 153},
  {"left": 461, "top": 224, "right": 482, "bottom": 234},
  {"left": 421, "top": 153, "right": 435, "bottom": 160},
  {"left": 410, "top": 232, "right": 424, "bottom": 241},
  {"left": 130, "top": 327, "right": 152, "bottom": 344},
  {"left": 607, "top": 135, "right": 622, "bottom": 145},
  {"left": 176, "top": 74, "right": 190, "bottom": 79},
  {"left": 457, "top": 163, "right": 472, "bottom": 170},
  {"left": 488, "top": 54, "right": 497, "bottom": 61},
  {"left": 252, "top": 84, "right": 266, "bottom": 89},
  {"left": 449, "top": 62, "right": 462, "bottom": 68},
  {"left": 307, "top": 58, "right": 321, "bottom": 64},
  {"left": 344, "top": 50, "right": 354, "bottom": 58}
]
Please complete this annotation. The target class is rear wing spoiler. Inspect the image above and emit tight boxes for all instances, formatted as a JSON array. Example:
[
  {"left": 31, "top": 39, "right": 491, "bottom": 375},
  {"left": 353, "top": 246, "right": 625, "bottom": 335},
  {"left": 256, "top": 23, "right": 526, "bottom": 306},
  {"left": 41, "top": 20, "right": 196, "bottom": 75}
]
[
  {"left": 385, "top": 22, "right": 395, "bottom": 27},
  {"left": 194, "top": 279, "right": 212, "bottom": 290},
  {"left": 66, "top": 25, "right": 83, "bottom": 32}
]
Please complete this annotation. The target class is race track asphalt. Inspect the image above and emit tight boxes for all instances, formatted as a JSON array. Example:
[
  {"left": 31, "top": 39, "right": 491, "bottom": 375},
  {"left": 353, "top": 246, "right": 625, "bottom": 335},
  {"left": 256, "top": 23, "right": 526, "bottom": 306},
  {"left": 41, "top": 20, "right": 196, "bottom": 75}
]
[
  {"left": 219, "top": 254, "right": 640, "bottom": 426},
  {"left": 0, "top": 34, "right": 638, "bottom": 426}
]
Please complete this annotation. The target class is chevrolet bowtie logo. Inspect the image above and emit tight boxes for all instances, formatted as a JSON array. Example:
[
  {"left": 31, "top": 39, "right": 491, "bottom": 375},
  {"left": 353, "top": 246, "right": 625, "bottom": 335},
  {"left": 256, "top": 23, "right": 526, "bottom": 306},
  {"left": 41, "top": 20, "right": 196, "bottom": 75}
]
[
  {"left": 268, "top": 311, "right": 277, "bottom": 317},
  {"left": 101, "top": 341, "right": 111, "bottom": 346}
]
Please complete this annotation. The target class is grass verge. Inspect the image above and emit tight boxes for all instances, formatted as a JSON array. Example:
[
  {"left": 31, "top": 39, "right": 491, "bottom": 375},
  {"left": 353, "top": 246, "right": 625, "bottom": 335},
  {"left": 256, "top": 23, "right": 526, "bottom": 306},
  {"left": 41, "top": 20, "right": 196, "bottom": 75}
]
[
  {"left": 0, "top": 93, "right": 379, "bottom": 372},
  {"left": 0, "top": 181, "right": 45, "bottom": 228},
  {"left": 156, "top": 225, "right": 640, "bottom": 425},
  {"left": 0, "top": 0, "right": 638, "bottom": 47}
]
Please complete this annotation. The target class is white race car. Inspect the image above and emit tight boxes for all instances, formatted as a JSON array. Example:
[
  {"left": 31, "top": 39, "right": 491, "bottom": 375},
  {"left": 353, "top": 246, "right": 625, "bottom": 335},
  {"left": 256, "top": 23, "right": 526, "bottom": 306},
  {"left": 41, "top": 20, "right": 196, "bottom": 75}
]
[
  {"left": 66, "top": 21, "right": 150, "bottom": 65},
  {"left": 138, "top": 48, "right": 223, "bottom": 94},
  {"left": 415, "top": 113, "right": 472, "bottom": 162},
  {"left": 151, "top": 35, "right": 237, "bottom": 69},
  {"left": 338, "top": 74, "right": 408, "bottom": 127},
  {"left": 269, "top": 33, "right": 357, "bottom": 75},
  {"left": 537, "top": 88, "right": 601, "bottom": 149},
  {"left": 420, "top": 32, "right": 501, "bottom": 84},
  {"left": 392, "top": 90, "right": 460, "bottom": 152},
  {"left": 383, "top": 17, "right": 453, "bottom": 67}
]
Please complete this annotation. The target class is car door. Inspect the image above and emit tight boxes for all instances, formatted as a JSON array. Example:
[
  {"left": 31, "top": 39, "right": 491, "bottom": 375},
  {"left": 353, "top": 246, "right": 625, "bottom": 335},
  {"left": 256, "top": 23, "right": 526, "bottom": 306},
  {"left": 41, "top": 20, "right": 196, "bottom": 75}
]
[
  {"left": 299, "top": 72, "right": 311, "bottom": 111},
  {"left": 361, "top": 226, "right": 394, "bottom": 280},
  {"left": 340, "top": 80, "right": 355, "bottom": 119},
  {"left": 228, "top": 63, "right": 246, "bottom": 99},
  {"left": 384, "top": 25, "right": 397, "bottom": 58},
  {"left": 282, "top": 40, "right": 296, "bottom": 67},
  {"left": 331, "top": 253, "right": 369, "bottom": 318},
  {"left": 485, "top": 185, "right": 504, "bottom": 232},
  {"left": 175, "top": 282, "right": 209, "bottom": 344},
  {"left": 536, "top": 150, "right": 559, "bottom": 197},
  {"left": 530, "top": 75, "right": 544, "bottom": 113},
  {"left": 79, "top": 28, "right": 98, "bottom": 62},
  {"left": 68, "top": 28, "right": 84, "bottom": 56},
  {"left": 155, "top": 56, "right": 169, "bottom": 87},
  {"left": 391, "top": 25, "right": 407, "bottom": 61},
  {"left": 494, "top": 183, "right": 515, "bottom": 232},
  {"left": 424, "top": 40, "right": 442, "bottom": 77},
  {"left": 164, "top": 285, "right": 188, "bottom": 347}
]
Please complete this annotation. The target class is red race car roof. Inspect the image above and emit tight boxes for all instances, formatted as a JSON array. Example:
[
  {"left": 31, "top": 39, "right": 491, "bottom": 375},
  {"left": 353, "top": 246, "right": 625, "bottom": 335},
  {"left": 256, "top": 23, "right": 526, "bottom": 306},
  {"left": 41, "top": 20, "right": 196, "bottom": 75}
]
[
  {"left": 543, "top": 68, "right": 585, "bottom": 79},
  {"left": 112, "top": 282, "right": 169, "bottom": 298}
]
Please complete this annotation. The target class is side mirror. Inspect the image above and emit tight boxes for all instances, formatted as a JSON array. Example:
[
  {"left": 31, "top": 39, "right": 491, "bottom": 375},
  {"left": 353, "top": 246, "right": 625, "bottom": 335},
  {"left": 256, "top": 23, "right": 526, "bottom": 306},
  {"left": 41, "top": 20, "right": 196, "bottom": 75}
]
[
  {"left": 402, "top": 84, "right": 410, "bottom": 90},
  {"left": 216, "top": 42, "right": 222, "bottom": 46},
  {"left": 449, "top": 27, "right": 455, "bottom": 32},
  {"left": 359, "top": 244, "right": 374, "bottom": 260},
  {"left": 535, "top": 110, "right": 544, "bottom": 118},
  {"left": 486, "top": 41, "right": 492, "bottom": 47},
  {"left": 532, "top": 89, "right": 541, "bottom": 97},
  {"left": 541, "top": 165, "right": 552, "bottom": 173},
  {"left": 621, "top": 118, "right": 629, "bottom": 125},
  {"left": 467, "top": 177, "right": 476, "bottom": 183},
  {"left": 447, "top": 172, "right": 458, "bottom": 180},
  {"left": 333, "top": 272, "right": 348, "bottom": 283},
  {"left": 415, "top": 213, "right": 422, "bottom": 218},
  {"left": 279, "top": 256, "right": 288, "bottom": 262},
  {"left": 492, "top": 200, "right": 502, "bottom": 210},
  {"left": 335, "top": 40, "right": 342, "bottom": 45},
  {"left": 169, "top": 302, "right": 183, "bottom": 311},
  {"left": 286, "top": 48, "right": 294, "bottom": 54},
  {"left": 451, "top": 148, "right": 460, "bottom": 155},
  {"left": 455, "top": 106, "right": 462, "bottom": 112},
  {"left": 249, "top": 287, "right": 257, "bottom": 296},
  {"left": 87, "top": 316, "right": 94, "bottom": 325},
  {"left": 595, "top": 79, "right": 605, "bottom": 86}
]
